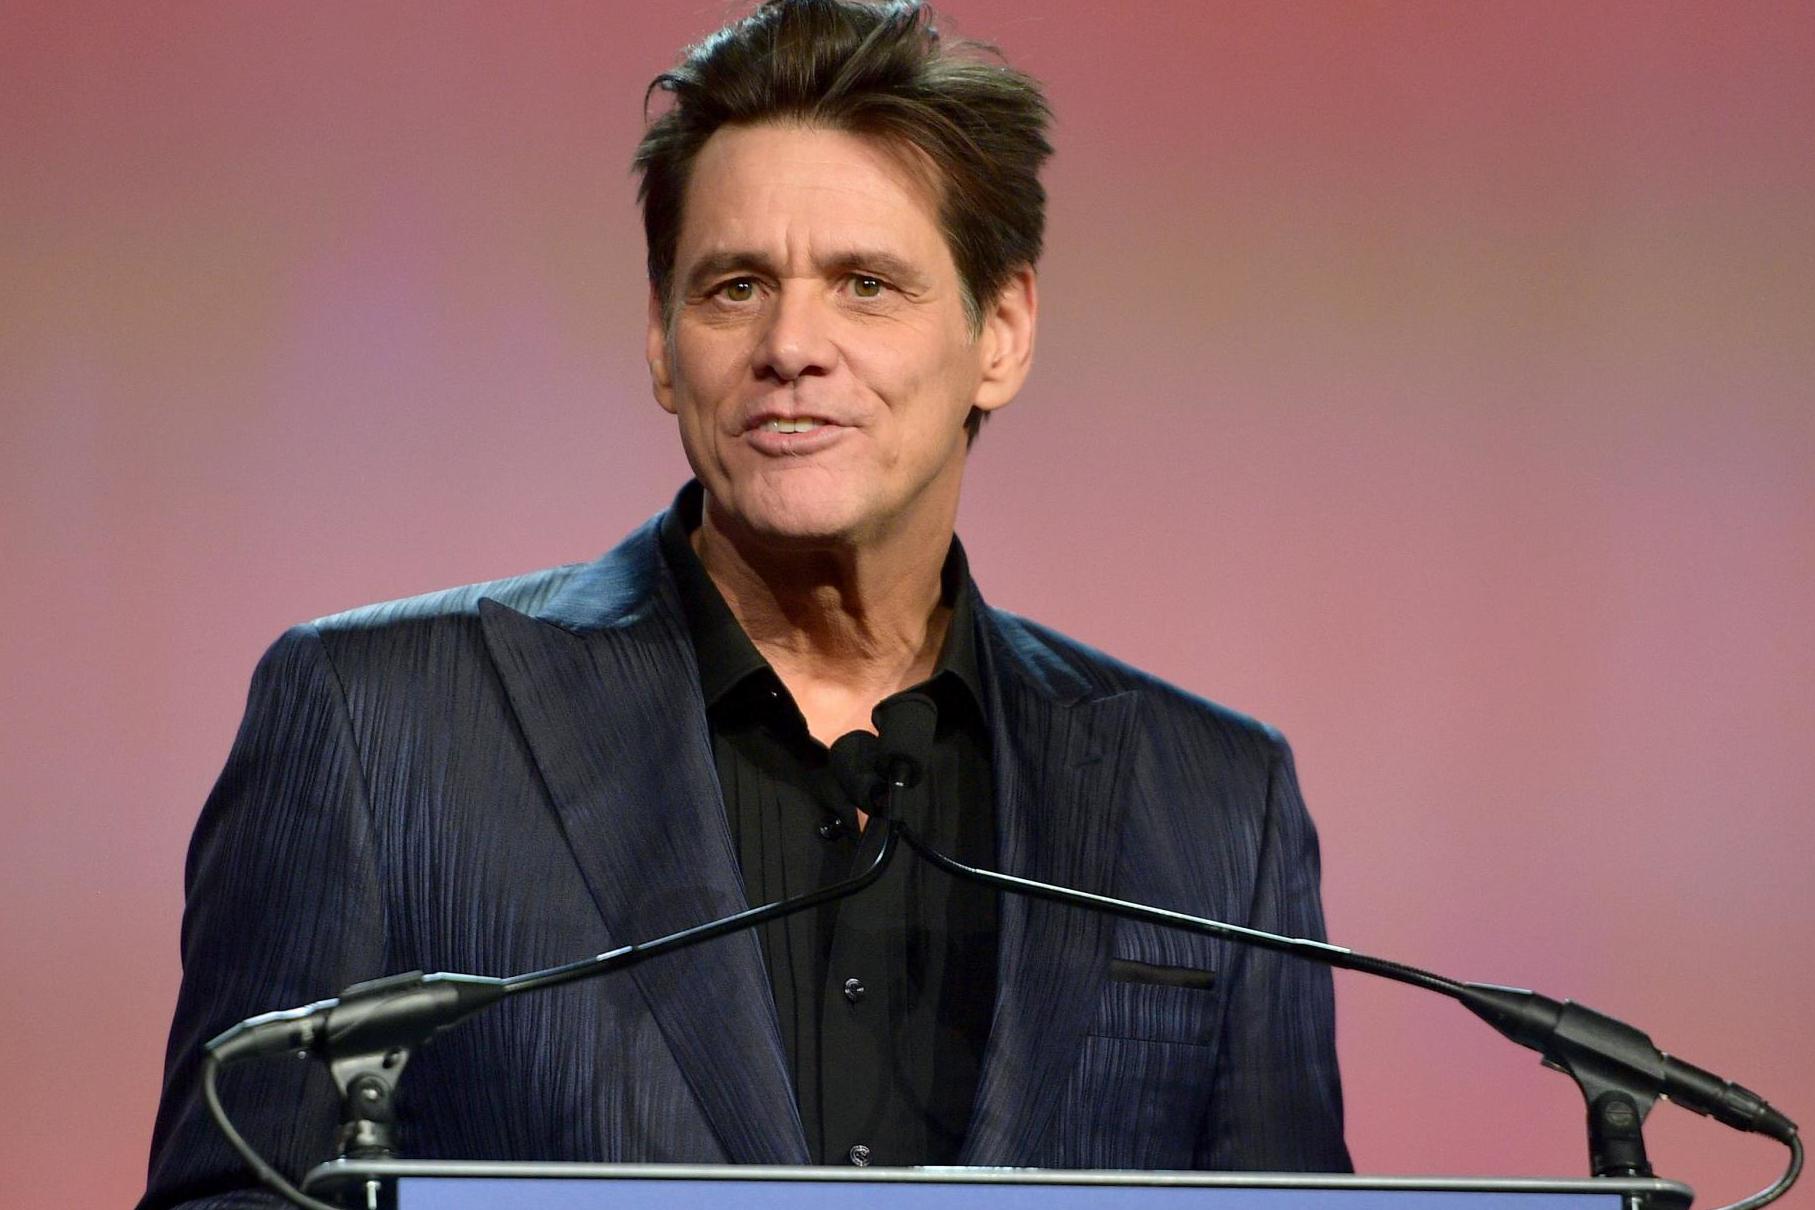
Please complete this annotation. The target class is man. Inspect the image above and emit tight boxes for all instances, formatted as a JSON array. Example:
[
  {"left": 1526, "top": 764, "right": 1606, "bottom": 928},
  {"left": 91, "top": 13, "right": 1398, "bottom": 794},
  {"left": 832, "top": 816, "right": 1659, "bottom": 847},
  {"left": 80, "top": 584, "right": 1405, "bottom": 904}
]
[{"left": 142, "top": 2, "right": 1348, "bottom": 1205}]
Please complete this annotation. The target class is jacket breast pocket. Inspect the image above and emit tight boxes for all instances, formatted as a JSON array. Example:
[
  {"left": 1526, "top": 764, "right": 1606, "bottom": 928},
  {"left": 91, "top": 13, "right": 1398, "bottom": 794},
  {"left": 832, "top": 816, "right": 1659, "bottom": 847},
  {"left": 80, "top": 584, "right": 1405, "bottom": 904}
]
[
  {"left": 1086, "top": 960, "right": 1220, "bottom": 1047},
  {"left": 1053, "top": 964, "right": 1223, "bottom": 1168}
]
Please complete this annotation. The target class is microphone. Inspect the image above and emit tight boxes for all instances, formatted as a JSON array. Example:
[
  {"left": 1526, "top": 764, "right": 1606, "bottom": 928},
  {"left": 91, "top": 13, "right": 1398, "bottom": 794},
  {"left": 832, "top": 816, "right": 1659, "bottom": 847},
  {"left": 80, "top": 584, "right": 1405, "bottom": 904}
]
[
  {"left": 828, "top": 729, "right": 881, "bottom": 830},
  {"left": 827, "top": 691, "right": 936, "bottom": 832},
  {"left": 873, "top": 691, "right": 935, "bottom": 792},
  {"left": 207, "top": 971, "right": 504, "bottom": 1067},
  {"left": 1456, "top": 983, "right": 1797, "bottom": 1145}
]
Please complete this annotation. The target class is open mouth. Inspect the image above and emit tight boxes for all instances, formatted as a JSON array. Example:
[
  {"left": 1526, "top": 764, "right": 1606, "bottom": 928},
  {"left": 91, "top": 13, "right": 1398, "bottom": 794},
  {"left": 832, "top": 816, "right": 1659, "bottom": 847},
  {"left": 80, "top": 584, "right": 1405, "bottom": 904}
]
[{"left": 759, "top": 418, "right": 829, "bottom": 433}]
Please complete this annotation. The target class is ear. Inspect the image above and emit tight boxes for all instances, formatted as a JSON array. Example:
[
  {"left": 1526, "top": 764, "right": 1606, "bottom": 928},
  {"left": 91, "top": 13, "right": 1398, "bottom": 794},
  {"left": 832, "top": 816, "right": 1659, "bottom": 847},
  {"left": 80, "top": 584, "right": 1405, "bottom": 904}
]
[
  {"left": 647, "top": 285, "right": 677, "bottom": 415},
  {"left": 973, "top": 266, "right": 1037, "bottom": 414}
]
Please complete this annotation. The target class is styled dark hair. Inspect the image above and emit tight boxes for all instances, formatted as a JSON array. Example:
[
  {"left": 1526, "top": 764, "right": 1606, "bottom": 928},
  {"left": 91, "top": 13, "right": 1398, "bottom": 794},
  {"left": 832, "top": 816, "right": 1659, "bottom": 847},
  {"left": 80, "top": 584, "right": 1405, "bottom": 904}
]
[{"left": 633, "top": 0, "right": 1053, "bottom": 440}]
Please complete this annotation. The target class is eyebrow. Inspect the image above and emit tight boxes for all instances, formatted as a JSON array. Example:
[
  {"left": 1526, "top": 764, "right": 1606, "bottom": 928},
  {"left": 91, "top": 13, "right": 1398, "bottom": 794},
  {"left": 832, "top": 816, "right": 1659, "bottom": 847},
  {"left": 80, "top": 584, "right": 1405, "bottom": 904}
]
[
  {"left": 680, "top": 251, "right": 779, "bottom": 296},
  {"left": 827, "top": 251, "right": 925, "bottom": 288},
  {"left": 679, "top": 248, "right": 928, "bottom": 296}
]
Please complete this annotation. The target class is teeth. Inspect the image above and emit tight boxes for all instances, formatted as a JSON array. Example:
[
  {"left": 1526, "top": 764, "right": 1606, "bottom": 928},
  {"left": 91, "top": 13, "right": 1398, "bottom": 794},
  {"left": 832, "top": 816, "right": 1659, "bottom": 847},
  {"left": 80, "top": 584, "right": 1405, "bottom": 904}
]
[{"left": 762, "top": 418, "right": 824, "bottom": 433}]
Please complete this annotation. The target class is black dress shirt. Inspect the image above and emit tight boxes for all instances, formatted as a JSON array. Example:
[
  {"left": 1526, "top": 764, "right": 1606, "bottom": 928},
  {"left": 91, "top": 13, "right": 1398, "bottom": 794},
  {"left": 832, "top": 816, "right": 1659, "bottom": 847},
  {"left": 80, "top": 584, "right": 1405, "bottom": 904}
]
[{"left": 658, "top": 489, "right": 998, "bottom": 1167}]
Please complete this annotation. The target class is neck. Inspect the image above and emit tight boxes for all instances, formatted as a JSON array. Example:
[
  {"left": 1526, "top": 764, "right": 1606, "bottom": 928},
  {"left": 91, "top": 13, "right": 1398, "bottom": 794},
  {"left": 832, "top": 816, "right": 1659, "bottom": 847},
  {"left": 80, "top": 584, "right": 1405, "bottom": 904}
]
[{"left": 692, "top": 496, "right": 955, "bottom": 736}]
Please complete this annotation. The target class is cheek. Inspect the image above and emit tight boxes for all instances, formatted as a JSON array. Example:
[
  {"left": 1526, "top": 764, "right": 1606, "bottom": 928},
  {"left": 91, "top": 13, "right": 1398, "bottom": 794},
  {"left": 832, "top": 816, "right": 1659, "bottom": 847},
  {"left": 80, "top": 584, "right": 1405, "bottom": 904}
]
[
  {"left": 671, "top": 333, "right": 746, "bottom": 411},
  {"left": 911, "top": 335, "right": 987, "bottom": 424},
  {"left": 863, "top": 326, "right": 979, "bottom": 406}
]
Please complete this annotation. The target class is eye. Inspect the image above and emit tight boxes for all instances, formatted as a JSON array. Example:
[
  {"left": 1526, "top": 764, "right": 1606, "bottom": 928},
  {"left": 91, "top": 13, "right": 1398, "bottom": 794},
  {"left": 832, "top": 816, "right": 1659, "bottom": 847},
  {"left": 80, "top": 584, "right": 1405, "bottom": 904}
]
[
  {"left": 715, "top": 278, "right": 758, "bottom": 303},
  {"left": 849, "top": 275, "right": 887, "bottom": 299}
]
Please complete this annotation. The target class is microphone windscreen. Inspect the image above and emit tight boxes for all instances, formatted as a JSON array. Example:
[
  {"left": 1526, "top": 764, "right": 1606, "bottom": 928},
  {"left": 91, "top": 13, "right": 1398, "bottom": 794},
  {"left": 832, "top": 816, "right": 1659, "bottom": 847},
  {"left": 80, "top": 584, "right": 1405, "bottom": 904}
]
[
  {"left": 873, "top": 692, "right": 936, "bottom": 789},
  {"left": 827, "top": 729, "right": 881, "bottom": 827}
]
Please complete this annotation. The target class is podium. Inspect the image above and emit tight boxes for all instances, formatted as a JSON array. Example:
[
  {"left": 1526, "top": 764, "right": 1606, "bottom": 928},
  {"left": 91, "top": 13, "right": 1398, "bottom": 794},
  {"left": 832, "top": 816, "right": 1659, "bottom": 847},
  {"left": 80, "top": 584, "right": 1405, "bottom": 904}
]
[{"left": 301, "top": 1161, "right": 1695, "bottom": 1210}]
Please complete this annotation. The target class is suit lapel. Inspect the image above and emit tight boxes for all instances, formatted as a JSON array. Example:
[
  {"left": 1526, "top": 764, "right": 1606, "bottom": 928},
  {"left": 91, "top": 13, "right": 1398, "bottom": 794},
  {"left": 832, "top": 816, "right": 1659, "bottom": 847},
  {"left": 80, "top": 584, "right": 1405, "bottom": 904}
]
[
  {"left": 473, "top": 520, "right": 1139, "bottom": 1166},
  {"left": 961, "top": 613, "right": 1139, "bottom": 1165},
  {"left": 477, "top": 524, "right": 808, "bottom": 1163}
]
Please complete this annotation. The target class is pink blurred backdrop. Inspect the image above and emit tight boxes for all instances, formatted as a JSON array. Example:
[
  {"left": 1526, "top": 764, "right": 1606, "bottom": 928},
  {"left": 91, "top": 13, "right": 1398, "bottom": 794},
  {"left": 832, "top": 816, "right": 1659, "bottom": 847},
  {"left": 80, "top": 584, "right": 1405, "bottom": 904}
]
[{"left": 3, "top": 2, "right": 1811, "bottom": 1206}]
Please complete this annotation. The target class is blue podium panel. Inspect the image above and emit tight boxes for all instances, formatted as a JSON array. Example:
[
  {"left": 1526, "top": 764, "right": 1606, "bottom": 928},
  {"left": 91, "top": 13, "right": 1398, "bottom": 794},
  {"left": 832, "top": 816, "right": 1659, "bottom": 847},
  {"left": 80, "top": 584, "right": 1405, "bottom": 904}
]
[
  {"left": 301, "top": 1162, "right": 1692, "bottom": 1210},
  {"left": 398, "top": 1176, "right": 1627, "bottom": 1210}
]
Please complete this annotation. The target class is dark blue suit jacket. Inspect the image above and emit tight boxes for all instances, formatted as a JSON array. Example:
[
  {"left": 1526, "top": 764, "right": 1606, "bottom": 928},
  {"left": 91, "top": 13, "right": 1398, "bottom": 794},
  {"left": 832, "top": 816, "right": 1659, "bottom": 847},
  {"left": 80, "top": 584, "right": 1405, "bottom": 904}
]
[{"left": 143, "top": 510, "right": 1349, "bottom": 1208}]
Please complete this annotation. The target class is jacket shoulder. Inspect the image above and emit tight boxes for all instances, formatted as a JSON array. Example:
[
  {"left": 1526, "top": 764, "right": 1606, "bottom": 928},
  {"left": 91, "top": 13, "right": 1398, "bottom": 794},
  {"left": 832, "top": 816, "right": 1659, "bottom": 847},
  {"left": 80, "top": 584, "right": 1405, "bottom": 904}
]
[{"left": 303, "top": 561, "right": 590, "bottom": 638}]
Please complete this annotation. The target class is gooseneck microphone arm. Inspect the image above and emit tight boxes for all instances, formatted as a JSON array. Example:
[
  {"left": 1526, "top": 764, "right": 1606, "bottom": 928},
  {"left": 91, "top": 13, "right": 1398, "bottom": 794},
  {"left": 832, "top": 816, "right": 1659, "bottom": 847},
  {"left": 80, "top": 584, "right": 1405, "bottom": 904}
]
[
  {"left": 201, "top": 813, "right": 906, "bottom": 1210},
  {"left": 892, "top": 825, "right": 1801, "bottom": 1210}
]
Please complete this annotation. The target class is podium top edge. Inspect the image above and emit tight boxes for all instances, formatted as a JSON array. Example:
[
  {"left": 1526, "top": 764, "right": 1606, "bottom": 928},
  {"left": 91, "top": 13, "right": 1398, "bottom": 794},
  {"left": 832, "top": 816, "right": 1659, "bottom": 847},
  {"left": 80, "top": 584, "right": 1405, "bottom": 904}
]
[{"left": 303, "top": 1158, "right": 1694, "bottom": 1200}]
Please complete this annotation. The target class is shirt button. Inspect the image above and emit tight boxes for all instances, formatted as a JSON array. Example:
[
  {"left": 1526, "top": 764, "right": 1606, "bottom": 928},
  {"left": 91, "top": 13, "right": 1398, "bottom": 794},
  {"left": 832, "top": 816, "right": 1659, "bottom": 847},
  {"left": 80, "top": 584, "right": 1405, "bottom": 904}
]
[
  {"left": 843, "top": 977, "right": 866, "bottom": 1003},
  {"left": 848, "top": 1143, "right": 871, "bottom": 1167},
  {"left": 817, "top": 818, "right": 843, "bottom": 840}
]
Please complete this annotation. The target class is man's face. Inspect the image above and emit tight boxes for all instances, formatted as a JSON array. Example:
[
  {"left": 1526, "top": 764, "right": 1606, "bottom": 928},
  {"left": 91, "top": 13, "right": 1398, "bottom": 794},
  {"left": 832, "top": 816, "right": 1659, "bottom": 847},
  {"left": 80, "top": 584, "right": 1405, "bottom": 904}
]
[{"left": 648, "top": 122, "right": 1032, "bottom": 551}]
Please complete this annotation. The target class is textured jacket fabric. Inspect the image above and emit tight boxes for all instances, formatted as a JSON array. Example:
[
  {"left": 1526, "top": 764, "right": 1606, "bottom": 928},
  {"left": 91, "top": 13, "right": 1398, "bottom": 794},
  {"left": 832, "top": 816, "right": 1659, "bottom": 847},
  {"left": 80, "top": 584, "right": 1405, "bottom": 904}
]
[{"left": 142, "top": 509, "right": 1350, "bottom": 1208}]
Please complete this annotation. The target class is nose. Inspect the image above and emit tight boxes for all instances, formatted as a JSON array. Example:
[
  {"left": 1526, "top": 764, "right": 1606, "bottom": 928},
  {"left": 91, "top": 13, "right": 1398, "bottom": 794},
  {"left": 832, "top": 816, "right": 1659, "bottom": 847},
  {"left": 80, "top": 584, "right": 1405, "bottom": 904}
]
[{"left": 753, "top": 282, "right": 837, "bottom": 384}]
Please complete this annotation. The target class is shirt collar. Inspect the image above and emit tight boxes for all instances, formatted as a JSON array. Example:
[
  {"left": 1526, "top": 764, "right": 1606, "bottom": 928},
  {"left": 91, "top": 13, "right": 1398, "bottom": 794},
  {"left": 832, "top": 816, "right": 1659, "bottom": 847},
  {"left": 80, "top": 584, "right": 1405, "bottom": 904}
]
[{"left": 658, "top": 481, "right": 986, "bottom": 720}]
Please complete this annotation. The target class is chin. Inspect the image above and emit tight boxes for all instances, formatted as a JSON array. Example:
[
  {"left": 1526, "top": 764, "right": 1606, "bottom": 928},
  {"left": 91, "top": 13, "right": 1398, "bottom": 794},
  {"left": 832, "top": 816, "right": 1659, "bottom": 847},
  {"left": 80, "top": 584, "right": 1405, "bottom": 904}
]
[{"left": 717, "top": 476, "right": 873, "bottom": 547}]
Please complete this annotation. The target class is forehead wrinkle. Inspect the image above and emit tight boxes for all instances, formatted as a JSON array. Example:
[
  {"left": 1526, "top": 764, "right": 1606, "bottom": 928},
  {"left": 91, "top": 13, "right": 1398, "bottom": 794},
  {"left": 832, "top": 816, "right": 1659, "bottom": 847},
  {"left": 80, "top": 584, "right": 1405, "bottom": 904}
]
[{"left": 682, "top": 126, "right": 939, "bottom": 224}]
